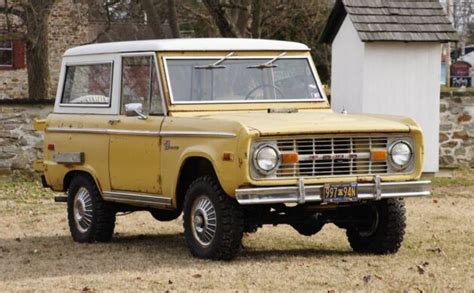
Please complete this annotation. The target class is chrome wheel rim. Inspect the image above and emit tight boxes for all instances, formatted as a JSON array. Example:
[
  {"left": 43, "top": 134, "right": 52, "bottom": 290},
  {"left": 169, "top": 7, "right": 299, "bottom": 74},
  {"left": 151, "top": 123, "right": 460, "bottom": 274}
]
[
  {"left": 73, "top": 187, "right": 93, "bottom": 233},
  {"left": 191, "top": 195, "right": 217, "bottom": 247}
]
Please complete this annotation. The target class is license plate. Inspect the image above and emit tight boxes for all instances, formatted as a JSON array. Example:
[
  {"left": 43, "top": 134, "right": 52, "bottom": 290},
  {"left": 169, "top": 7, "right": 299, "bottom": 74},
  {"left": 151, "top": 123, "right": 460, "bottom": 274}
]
[{"left": 322, "top": 183, "right": 358, "bottom": 202}]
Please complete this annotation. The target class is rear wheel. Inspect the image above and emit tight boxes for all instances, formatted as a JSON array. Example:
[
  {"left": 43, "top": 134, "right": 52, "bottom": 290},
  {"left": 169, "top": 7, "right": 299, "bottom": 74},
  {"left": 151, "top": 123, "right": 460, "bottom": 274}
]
[
  {"left": 346, "top": 199, "right": 406, "bottom": 254},
  {"left": 183, "top": 176, "right": 244, "bottom": 260},
  {"left": 67, "top": 174, "right": 116, "bottom": 243}
]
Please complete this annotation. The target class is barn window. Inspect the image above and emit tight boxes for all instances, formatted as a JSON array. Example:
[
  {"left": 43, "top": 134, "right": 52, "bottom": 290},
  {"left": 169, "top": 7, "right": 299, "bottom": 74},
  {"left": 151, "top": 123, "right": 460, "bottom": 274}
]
[{"left": 0, "top": 40, "right": 25, "bottom": 70}]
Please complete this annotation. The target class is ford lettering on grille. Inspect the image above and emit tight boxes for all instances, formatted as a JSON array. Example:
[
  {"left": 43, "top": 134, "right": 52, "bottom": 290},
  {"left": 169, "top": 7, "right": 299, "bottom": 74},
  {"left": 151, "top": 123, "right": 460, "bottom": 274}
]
[{"left": 276, "top": 136, "right": 389, "bottom": 178}]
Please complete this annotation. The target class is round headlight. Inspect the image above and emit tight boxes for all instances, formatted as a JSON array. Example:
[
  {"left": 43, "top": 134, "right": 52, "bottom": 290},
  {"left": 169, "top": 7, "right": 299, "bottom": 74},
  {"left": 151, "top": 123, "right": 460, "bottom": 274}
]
[
  {"left": 390, "top": 141, "right": 412, "bottom": 168},
  {"left": 254, "top": 145, "right": 280, "bottom": 174}
]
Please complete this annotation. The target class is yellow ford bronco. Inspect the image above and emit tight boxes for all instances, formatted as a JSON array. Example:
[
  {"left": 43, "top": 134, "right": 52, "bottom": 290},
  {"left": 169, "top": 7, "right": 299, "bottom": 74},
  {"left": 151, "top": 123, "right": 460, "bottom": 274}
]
[{"left": 34, "top": 38, "right": 431, "bottom": 260}]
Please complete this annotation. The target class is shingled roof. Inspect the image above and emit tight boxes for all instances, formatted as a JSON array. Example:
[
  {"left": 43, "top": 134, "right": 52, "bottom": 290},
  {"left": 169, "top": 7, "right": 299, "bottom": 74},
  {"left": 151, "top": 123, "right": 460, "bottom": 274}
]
[{"left": 319, "top": 0, "right": 458, "bottom": 43}]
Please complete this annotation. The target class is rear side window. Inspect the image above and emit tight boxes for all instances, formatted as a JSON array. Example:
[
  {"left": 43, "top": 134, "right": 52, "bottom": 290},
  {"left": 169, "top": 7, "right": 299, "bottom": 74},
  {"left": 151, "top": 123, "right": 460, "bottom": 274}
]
[{"left": 61, "top": 63, "right": 113, "bottom": 105}]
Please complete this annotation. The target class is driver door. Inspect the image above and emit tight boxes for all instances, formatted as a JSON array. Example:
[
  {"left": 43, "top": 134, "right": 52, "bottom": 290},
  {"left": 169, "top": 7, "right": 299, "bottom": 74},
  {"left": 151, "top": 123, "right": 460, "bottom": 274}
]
[{"left": 108, "top": 54, "right": 165, "bottom": 194}]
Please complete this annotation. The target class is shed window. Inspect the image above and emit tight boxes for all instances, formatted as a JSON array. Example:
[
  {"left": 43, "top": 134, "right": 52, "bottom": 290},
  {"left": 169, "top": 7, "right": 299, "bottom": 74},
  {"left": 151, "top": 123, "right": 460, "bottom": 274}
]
[{"left": 61, "top": 63, "right": 113, "bottom": 105}]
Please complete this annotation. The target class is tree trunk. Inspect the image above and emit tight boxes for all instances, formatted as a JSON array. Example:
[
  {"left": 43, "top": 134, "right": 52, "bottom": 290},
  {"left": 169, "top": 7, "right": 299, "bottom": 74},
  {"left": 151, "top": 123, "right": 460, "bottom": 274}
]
[
  {"left": 167, "top": 0, "right": 180, "bottom": 38},
  {"left": 235, "top": 0, "right": 250, "bottom": 37},
  {"left": 251, "top": 0, "right": 262, "bottom": 38},
  {"left": 202, "top": 0, "right": 240, "bottom": 38},
  {"left": 141, "top": 0, "right": 166, "bottom": 39},
  {"left": 24, "top": 0, "right": 55, "bottom": 100}
]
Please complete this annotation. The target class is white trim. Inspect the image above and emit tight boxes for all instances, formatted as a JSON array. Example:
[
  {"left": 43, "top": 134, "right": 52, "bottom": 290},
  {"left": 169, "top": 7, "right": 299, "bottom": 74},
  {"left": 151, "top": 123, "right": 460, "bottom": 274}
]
[
  {"left": 163, "top": 56, "right": 326, "bottom": 105},
  {"left": 159, "top": 131, "right": 236, "bottom": 138},
  {"left": 64, "top": 39, "right": 310, "bottom": 57},
  {"left": 46, "top": 127, "right": 236, "bottom": 138},
  {"left": 54, "top": 54, "right": 120, "bottom": 115},
  {"left": 60, "top": 61, "right": 114, "bottom": 107}
]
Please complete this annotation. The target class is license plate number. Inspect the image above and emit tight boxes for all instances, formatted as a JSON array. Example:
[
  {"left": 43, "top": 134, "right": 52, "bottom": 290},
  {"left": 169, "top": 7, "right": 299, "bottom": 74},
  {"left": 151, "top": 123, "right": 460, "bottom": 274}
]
[{"left": 322, "top": 183, "right": 358, "bottom": 202}]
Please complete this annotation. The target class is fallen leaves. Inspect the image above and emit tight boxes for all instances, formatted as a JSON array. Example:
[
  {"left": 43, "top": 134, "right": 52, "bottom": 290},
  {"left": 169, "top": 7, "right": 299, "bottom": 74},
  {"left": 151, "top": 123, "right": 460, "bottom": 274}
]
[
  {"left": 416, "top": 262, "right": 430, "bottom": 275},
  {"left": 426, "top": 247, "right": 447, "bottom": 258}
]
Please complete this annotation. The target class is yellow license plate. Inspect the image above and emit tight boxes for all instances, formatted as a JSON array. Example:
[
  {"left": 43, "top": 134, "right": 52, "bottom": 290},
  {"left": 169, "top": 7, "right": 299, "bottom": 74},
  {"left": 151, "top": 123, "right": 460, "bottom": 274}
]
[{"left": 322, "top": 183, "right": 358, "bottom": 202}]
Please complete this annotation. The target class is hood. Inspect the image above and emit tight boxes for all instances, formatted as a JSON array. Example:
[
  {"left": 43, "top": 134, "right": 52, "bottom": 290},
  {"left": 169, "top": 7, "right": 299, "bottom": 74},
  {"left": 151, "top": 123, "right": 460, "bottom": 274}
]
[{"left": 194, "top": 111, "right": 411, "bottom": 136}]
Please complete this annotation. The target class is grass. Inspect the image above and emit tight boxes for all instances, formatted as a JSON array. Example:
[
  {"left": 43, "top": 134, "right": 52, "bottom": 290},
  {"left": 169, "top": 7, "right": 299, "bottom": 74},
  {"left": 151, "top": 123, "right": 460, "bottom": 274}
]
[
  {"left": 0, "top": 171, "right": 473, "bottom": 291},
  {"left": 431, "top": 168, "right": 474, "bottom": 188}
]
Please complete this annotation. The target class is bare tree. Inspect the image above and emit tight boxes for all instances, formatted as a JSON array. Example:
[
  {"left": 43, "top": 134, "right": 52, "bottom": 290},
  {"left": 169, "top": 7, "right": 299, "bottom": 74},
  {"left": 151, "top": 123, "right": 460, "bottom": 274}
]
[
  {"left": 141, "top": 0, "right": 166, "bottom": 38},
  {"left": 167, "top": 0, "right": 180, "bottom": 38},
  {"left": 202, "top": 0, "right": 240, "bottom": 37},
  {"left": 1, "top": 0, "right": 57, "bottom": 100},
  {"left": 251, "top": 0, "right": 262, "bottom": 38}
]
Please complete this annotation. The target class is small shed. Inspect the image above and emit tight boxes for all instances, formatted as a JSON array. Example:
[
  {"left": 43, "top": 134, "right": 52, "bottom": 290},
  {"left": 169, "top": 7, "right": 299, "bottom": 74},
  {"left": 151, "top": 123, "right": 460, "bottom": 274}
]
[{"left": 320, "top": 0, "right": 458, "bottom": 173}]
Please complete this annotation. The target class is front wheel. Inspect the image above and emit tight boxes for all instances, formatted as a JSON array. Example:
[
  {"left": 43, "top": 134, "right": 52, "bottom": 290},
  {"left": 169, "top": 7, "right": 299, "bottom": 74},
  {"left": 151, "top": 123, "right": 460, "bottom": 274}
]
[
  {"left": 67, "top": 174, "right": 116, "bottom": 243},
  {"left": 346, "top": 199, "right": 406, "bottom": 254},
  {"left": 183, "top": 176, "right": 244, "bottom": 260}
]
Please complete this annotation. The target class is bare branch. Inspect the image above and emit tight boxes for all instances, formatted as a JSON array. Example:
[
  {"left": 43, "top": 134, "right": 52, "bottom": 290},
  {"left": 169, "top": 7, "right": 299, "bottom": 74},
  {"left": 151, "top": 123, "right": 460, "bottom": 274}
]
[
  {"left": 220, "top": 3, "right": 248, "bottom": 10},
  {"left": 202, "top": 0, "right": 241, "bottom": 37},
  {"left": 180, "top": 3, "right": 214, "bottom": 27}
]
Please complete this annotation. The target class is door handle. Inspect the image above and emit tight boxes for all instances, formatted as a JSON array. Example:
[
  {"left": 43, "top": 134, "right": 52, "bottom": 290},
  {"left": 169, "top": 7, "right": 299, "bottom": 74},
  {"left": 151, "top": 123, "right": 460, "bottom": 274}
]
[{"left": 108, "top": 119, "right": 121, "bottom": 125}]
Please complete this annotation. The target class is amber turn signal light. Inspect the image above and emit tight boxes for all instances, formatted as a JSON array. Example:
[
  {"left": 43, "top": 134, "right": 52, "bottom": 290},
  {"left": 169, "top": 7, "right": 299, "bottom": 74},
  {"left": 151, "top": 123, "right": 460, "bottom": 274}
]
[
  {"left": 281, "top": 152, "right": 298, "bottom": 164},
  {"left": 371, "top": 149, "right": 388, "bottom": 161}
]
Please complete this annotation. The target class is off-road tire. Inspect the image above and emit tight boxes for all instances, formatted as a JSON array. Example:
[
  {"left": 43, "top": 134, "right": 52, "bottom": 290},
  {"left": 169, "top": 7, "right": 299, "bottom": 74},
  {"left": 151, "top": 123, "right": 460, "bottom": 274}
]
[
  {"left": 150, "top": 209, "right": 181, "bottom": 222},
  {"left": 346, "top": 199, "right": 406, "bottom": 254},
  {"left": 183, "top": 176, "right": 244, "bottom": 260},
  {"left": 291, "top": 214, "right": 325, "bottom": 236},
  {"left": 67, "top": 174, "right": 116, "bottom": 243}
]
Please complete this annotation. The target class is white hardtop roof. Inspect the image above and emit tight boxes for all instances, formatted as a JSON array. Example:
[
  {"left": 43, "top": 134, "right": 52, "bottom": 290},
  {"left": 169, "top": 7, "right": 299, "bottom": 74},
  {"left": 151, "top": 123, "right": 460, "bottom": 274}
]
[{"left": 64, "top": 38, "right": 310, "bottom": 56}]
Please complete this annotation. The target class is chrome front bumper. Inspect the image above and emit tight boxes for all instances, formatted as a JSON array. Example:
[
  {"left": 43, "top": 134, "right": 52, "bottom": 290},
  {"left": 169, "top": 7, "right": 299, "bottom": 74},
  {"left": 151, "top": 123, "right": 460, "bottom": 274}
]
[{"left": 235, "top": 178, "right": 431, "bottom": 205}]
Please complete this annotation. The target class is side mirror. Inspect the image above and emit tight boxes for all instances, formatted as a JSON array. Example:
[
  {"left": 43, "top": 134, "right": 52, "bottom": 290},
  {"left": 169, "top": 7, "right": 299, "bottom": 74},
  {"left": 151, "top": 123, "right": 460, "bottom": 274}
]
[{"left": 125, "top": 102, "right": 147, "bottom": 120}]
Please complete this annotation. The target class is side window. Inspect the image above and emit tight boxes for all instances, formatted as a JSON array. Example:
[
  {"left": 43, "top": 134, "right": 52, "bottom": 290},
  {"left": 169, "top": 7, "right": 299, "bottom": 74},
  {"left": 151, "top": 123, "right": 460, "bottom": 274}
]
[
  {"left": 121, "top": 56, "right": 163, "bottom": 115},
  {"left": 61, "top": 63, "right": 113, "bottom": 105}
]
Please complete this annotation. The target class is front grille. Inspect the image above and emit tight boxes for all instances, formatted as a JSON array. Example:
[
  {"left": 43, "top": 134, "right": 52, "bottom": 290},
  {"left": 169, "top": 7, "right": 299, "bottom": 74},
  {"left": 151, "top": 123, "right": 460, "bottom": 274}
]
[{"left": 276, "top": 136, "right": 389, "bottom": 177}]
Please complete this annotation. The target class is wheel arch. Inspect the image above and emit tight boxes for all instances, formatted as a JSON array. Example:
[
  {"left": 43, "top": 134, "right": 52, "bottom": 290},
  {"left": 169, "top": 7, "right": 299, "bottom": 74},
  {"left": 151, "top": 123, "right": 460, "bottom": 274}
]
[
  {"left": 175, "top": 156, "right": 218, "bottom": 212},
  {"left": 63, "top": 169, "right": 103, "bottom": 195}
]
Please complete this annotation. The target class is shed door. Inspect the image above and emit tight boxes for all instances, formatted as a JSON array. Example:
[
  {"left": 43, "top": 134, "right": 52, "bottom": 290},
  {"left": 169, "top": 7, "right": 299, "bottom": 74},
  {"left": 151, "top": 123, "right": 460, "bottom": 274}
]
[{"left": 109, "top": 55, "right": 165, "bottom": 194}]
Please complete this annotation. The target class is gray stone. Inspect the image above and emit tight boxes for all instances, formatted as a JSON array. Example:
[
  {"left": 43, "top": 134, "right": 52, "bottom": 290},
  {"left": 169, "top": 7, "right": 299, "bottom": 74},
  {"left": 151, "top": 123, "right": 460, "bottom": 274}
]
[
  {"left": 11, "top": 154, "right": 29, "bottom": 170},
  {"left": 0, "top": 152, "right": 15, "bottom": 159},
  {"left": 441, "top": 140, "right": 459, "bottom": 148},
  {"left": 1, "top": 145, "right": 17, "bottom": 153},
  {"left": 0, "top": 161, "right": 12, "bottom": 169},
  {"left": 440, "top": 103, "right": 447, "bottom": 112},
  {"left": 440, "top": 155, "right": 455, "bottom": 166},
  {"left": 454, "top": 148, "right": 466, "bottom": 157},
  {"left": 440, "top": 123, "right": 453, "bottom": 131}
]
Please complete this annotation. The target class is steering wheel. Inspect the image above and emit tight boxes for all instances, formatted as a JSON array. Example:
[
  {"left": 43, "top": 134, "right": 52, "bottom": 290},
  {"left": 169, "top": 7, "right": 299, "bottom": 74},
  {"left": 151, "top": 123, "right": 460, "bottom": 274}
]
[{"left": 245, "top": 84, "right": 286, "bottom": 100}]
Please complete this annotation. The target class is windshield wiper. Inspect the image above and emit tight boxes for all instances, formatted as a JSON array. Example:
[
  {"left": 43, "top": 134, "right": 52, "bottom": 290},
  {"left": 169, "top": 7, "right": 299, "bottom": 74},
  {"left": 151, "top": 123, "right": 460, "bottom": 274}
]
[
  {"left": 247, "top": 52, "right": 287, "bottom": 69},
  {"left": 194, "top": 52, "right": 235, "bottom": 69}
]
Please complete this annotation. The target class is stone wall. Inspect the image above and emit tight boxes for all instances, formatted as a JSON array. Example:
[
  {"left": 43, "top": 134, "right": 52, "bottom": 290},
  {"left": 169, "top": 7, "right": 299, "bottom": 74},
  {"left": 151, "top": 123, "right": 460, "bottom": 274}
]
[
  {"left": 0, "top": 0, "right": 89, "bottom": 100},
  {"left": 0, "top": 104, "right": 52, "bottom": 180},
  {"left": 439, "top": 92, "right": 474, "bottom": 168}
]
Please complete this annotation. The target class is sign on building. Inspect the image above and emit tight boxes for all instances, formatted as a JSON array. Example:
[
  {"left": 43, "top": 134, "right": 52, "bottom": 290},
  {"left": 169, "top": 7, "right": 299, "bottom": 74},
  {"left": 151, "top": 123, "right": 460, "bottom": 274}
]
[{"left": 450, "top": 61, "right": 472, "bottom": 87}]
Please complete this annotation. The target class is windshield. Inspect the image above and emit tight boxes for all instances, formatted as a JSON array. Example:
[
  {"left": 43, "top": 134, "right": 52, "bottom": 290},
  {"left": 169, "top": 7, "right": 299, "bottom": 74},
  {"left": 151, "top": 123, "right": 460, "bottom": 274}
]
[{"left": 165, "top": 57, "right": 323, "bottom": 104}]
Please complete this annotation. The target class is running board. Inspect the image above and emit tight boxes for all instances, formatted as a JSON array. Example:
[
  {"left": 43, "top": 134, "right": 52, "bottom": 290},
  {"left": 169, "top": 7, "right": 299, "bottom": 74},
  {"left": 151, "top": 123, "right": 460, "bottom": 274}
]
[
  {"left": 54, "top": 195, "right": 68, "bottom": 203},
  {"left": 102, "top": 190, "right": 172, "bottom": 208}
]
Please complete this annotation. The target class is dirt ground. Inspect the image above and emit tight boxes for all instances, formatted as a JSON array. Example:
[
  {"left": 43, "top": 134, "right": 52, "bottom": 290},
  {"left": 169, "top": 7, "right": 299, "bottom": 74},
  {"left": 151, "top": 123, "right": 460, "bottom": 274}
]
[{"left": 0, "top": 171, "right": 473, "bottom": 292}]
